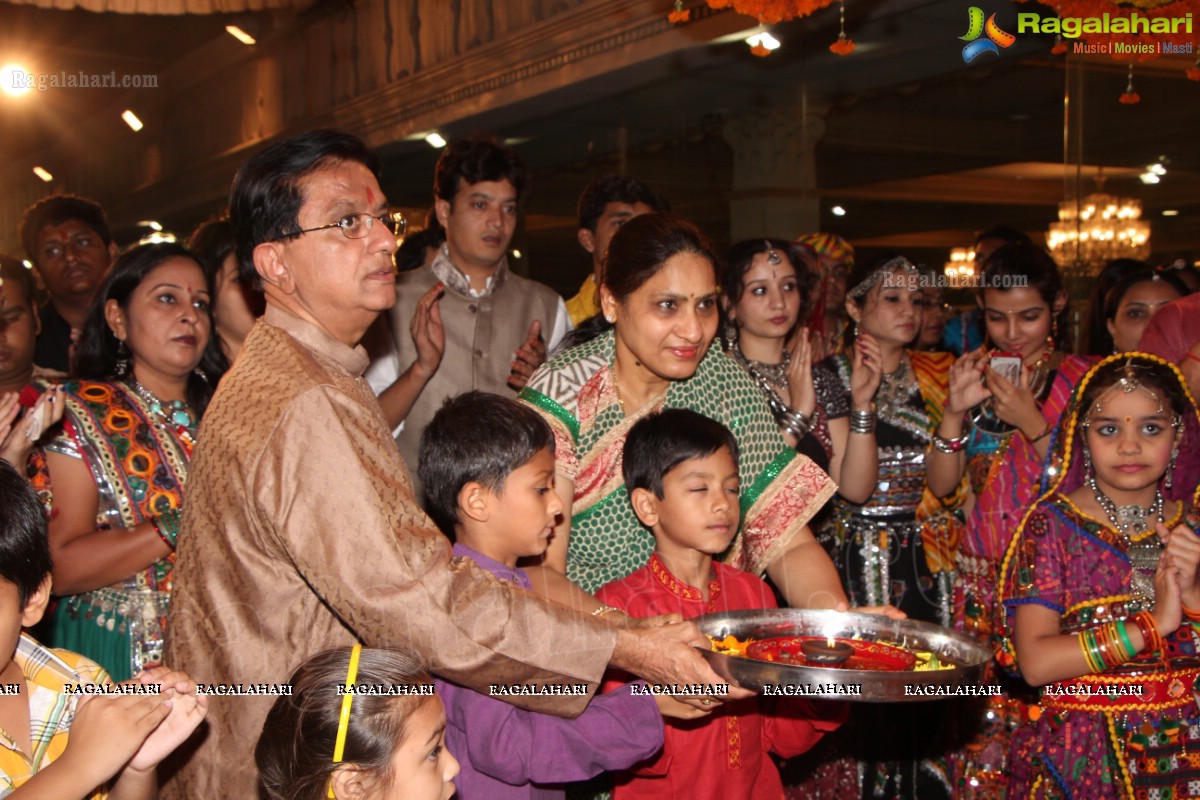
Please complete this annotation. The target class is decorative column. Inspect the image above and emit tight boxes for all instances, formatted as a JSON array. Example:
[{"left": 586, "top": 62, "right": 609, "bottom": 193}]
[{"left": 723, "top": 102, "right": 828, "bottom": 240}]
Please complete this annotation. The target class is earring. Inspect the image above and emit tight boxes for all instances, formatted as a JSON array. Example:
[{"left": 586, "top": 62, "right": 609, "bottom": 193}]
[
  {"left": 194, "top": 367, "right": 209, "bottom": 384},
  {"left": 1165, "top": 441, "right": 1180, "bottom": 491},
  {"left": 1048, "top": 316, "right": 1059, "bottom": 352},
  {"left": 1082, "top": 446, "right": 1093, "bottom": 482},
  {"left": 724, "top": 322, "right": 739, "bottom": 348},
  {"left": 115, "top": 340, "right": 130, "bottom": 377}
]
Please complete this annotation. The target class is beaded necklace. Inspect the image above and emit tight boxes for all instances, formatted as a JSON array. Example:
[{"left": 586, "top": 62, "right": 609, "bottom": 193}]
[{"left": 127, "top": 378, "right": 197, "bottom": 451}]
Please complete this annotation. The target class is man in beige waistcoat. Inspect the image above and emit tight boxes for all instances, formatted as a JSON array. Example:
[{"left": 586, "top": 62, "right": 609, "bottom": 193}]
[{"left": 365, "top": 135, "right": 570, "bottom": 493}]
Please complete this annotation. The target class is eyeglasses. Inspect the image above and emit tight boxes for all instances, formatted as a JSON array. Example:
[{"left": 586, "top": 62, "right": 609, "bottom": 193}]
[{"left": 280, "top": 210, "right": 406, "bottom": 241}]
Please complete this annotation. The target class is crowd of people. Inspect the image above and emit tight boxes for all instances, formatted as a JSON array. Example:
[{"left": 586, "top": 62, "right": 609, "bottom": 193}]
[{"left": 1, "top": 128, "right": 1199, "bottom": 800}]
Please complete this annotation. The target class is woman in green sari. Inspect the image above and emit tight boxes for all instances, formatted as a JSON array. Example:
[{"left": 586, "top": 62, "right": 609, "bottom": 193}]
[{"left": 521, "top": 213, "right": 844, "bottom": 607}]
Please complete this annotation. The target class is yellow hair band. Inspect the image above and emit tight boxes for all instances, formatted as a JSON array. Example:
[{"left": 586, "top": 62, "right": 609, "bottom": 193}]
[{"left": 328, "top": 643, "right": 362, "bottom": 799}]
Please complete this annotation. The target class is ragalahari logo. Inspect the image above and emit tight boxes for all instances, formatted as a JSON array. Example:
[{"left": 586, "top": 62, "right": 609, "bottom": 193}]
[{"left": 960, "top": 7, "right": 1016, "bottom": 63}]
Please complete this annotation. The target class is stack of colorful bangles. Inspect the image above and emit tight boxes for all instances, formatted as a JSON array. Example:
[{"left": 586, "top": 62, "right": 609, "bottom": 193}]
[
  {"left": 1079, "top": 611, "right": 1162, "bottom": 674},
  {"left": 152, "top": 508, "right": 183, "bottom": 550}
]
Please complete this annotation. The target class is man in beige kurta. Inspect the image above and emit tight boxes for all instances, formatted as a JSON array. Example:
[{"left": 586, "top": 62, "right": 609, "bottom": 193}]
[{"left": 163, "top": 130, "right": 722, "bottom": 798}]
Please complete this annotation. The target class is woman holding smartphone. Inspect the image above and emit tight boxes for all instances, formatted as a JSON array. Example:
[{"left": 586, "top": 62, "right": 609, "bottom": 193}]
[{"left": 926, "top": 240, "right": 1096, "bottom": 799}]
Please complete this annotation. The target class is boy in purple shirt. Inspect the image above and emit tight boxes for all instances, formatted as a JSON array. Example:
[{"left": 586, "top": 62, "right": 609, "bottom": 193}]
[{"left": 418, "top": 391, "right": 664, "bottom": 799}]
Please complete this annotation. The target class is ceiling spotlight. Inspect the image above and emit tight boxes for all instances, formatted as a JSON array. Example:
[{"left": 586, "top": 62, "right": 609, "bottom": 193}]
[
  {"left": 746, "top": 32, "right": 781, "bottom": 51},
  {"left": 138, "top": 231, "right": 177, "bottom": 245},
  {"left": 1139, "top": 172, "right": 1160, "bottom": 185},
  {"left": 122, "top": 110, "right": 144, "bottom": 132},
  {"left": 225, "top": 25, "right": 256, "bottom": 45},
  {"left": 32, "top": 166, "right": 53, "bottom": 182},
  {"left": 510, "top": 249, "right": 523, "bottom": 259},
  {"left": 21, "top": 260, "right": 33, "bottom": 270},
  {"left": 138, "top": 220, "right": 164, "bottom": 231},
  {"left": 1162, "top": 209, "right": 1180, "bottom": 217},
  {"left": 831, "top": 205, "right": 847, "bottom": 217},
  {"left": 424, "top": 132, "right": 447, "bottom": 148},
  {"left": 1, "top": 64, "right": 31, "bottom": 97},
  {"left": 1147, "top": 163, "right": 1167, "bottom": 176}
]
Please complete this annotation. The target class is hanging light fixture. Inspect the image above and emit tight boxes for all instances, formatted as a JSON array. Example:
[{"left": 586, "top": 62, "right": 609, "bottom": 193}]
[
  {"left": 1051, "top": 59, "right": 1150, "bottom": 280},
  {"left": 943, "top": 248, "right": 975, "bottom": 289},
  {"left": 1046, "top": 189, "right": 1150, "bottom": 273}
]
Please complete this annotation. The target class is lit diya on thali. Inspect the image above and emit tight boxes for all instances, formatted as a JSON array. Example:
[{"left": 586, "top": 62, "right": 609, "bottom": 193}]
[
  {"left": 707, "top": 633, "right": 951, "bottom": 671},
  {"left": 697, "top": 609, "right": 991, "bottom": 702}
]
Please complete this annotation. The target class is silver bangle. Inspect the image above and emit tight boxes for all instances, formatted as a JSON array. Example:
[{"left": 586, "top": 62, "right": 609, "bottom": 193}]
[
  {"left": 849, "top": 409, "right": 876, "bottom": 434},
  {"left": 780, "top": 409, "right": 813, "bottom": 438},
  {"left": 932, "top": 432, "right": 968, "bottom": 453}
]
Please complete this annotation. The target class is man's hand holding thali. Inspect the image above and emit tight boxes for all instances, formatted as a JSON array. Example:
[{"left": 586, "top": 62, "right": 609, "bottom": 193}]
[{"left": 611, "top": 619, "right": 755, "bottom": 709}]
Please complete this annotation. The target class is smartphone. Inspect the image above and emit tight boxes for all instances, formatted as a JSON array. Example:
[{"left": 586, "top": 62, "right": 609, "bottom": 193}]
[{"left": 989, "top": 352, "right": 1022, "bottom": 386}]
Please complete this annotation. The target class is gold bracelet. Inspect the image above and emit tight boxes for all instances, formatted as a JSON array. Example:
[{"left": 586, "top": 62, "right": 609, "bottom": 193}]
[{"left": 592, "top": 605, "right": 620, "bottom": 618}]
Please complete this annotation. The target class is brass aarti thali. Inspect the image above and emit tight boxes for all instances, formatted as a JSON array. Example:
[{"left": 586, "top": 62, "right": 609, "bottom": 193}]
[{"left": 695, "top": 609, "right": 992, "bottom": 703}]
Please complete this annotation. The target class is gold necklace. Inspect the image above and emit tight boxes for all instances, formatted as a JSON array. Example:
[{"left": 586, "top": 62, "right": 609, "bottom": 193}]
[{"left": 609, "top": 364, "right": 629, "bottom": 414}]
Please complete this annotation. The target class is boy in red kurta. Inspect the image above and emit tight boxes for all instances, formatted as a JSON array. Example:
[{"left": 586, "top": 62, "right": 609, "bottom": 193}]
[{"left": 596, "top": 409, "right": 845, "bottom": 800}]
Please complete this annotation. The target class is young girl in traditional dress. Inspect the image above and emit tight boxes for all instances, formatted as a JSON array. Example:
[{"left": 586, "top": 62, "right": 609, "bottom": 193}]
[
  {"left": 817, "top": 253, "right": 961, "bottom": 627},
  {"left": 999, "top": 353, "right": 1200, "bottom": 798},
  {"left": 256, "top": 646, "right": 460, "bottom": 800}
]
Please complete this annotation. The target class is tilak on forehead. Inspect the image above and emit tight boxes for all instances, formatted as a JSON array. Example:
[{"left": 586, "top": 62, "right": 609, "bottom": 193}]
[{"left": 846, "top": 255, "right": 918, "bottom": 299}]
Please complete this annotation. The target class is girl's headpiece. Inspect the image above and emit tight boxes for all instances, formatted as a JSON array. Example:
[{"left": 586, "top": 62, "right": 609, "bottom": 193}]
[
  {"left": 846, "top": 255, "right": 918, "bottom": 300},
  {"left": 1082, "top": 358, "right": 1172, "bottom": 429}
]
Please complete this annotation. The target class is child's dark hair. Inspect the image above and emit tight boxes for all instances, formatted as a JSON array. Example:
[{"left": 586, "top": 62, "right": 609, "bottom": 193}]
[
  {"left": 623, "top": 409, "right": 739, "bottom": 499},
  {"left": 418, "top": 391, "right": 556, "bottom": 537},
  {"left": 0, "top": 459, "right": 52, "bottom": 605},
  {"left": 256, "top": 647, "right": 435, "bottom": 800}
]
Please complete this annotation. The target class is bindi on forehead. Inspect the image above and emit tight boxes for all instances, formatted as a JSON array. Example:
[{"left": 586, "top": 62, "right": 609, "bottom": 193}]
[{"left": 984, "top": 306, "right": 1043, "bottom": 316}]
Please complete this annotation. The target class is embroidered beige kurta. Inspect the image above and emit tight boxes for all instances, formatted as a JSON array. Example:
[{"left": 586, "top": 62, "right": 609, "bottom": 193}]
[{"left": 163, "top": 306, "right": 616, "bottom": 798}]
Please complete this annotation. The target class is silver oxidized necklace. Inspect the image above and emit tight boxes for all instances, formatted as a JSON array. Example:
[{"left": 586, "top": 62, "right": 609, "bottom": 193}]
[{"left": 1088, "top": 476, "right": 1163, "bottom": 602}]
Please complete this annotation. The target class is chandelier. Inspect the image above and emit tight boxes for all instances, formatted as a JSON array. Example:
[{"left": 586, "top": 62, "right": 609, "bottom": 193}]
[
  {"left": 1046, "top": 192, "right": 1151, "bottom": 273},
  {"left": 943, "top": 248, "right": 976, "bottom": 289}
]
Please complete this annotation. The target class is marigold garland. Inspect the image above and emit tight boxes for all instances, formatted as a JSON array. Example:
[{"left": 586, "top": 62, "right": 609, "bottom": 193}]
[
  {"left": 829, "top": 35, "right": 856, "bottom": 54},
  {"left": 1188, "top": 67, "right": 1200, "bottom": 81},
  {"left": 750, "top": 42, "right": 772, "bottom": 56},
  {"left": 705, "top": 0, "right": 837, "bottom": 24},
  {"left": 1119, "top": 63, "right": 1141, "bottom": 104},
  {"left": 668, "top": 0, "right": 690, "bottom": 24},
  {"left": 828, "top": 0, "right": 855, "bottom": 56}
]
